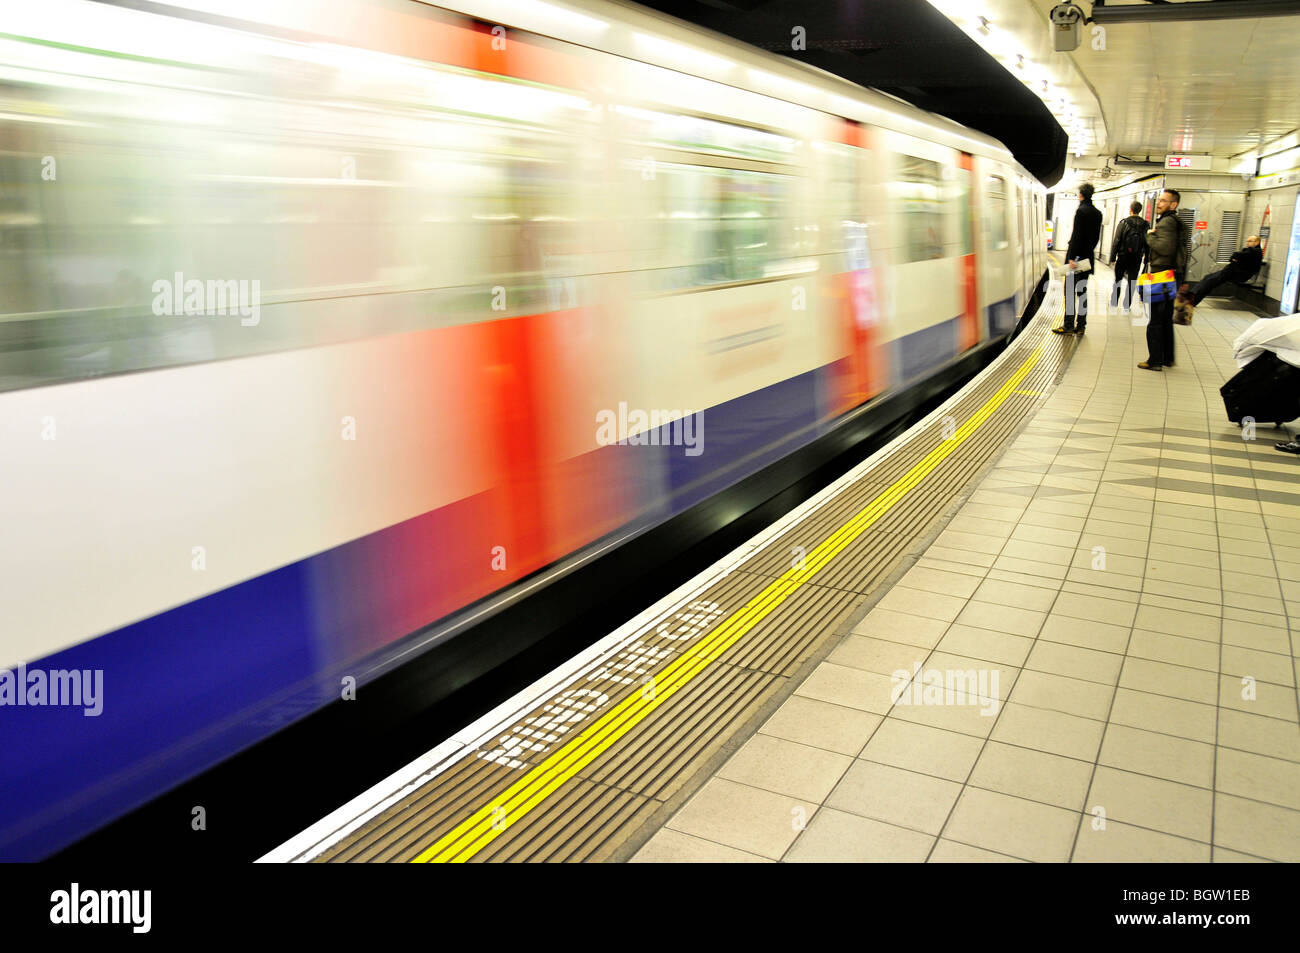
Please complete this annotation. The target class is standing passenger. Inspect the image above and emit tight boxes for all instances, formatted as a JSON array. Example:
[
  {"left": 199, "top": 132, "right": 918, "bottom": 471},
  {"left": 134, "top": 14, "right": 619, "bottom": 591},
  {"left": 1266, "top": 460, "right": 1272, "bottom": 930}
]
[
  {"left": 1138, "top": 189, "right": 1188, "bottom": 370},
  {"left": 1054, "top": 182, "right": 1102, "bottom": 335},
  {"left": 1109, "top": 201, "right": 1147, "bottom": 312}
]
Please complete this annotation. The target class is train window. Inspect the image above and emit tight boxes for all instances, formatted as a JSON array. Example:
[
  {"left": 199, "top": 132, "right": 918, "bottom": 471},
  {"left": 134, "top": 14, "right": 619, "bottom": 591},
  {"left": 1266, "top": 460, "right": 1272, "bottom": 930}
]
[
  {"left": 896, "top": 154, "right": 947, "bottom": 263},
  {"left": 957, "top": 167, "right": 974, "bottom": 257},
  {"left": 986, "top": 175, "right": 1010, "bottom": 251},
  {"left": 648, "top": 162, "right": 799, "bottom": 289},
  {"left": 824, "top": 142, "right": 868, "bottom": 271}
]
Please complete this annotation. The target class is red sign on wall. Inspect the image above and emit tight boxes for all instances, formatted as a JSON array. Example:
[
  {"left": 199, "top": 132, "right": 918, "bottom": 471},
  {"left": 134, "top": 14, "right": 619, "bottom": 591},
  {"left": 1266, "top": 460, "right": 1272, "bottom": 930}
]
[{"left": 1195, "top": 221, "right": 1208, "bottom": 230}]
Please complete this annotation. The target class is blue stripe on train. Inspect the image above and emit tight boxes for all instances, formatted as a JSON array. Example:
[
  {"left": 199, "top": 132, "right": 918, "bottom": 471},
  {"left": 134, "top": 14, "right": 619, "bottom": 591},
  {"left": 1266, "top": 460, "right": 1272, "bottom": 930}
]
[{"left": 0, "top": 315, "right": 976, "bottom": 860}]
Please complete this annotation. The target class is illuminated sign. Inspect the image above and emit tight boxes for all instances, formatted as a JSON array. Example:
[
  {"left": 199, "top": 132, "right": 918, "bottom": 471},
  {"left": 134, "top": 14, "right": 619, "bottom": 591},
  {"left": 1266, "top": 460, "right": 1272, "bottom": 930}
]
[{"left": 1164, "top": 154, "right": 1212, "bottom": 171}]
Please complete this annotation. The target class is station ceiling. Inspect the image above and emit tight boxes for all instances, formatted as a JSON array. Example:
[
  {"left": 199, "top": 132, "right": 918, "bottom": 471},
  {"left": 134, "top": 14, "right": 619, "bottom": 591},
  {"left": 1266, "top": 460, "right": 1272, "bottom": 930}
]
[{"left": 1029, "top": 0, "right": 1300, "bottom": 163}]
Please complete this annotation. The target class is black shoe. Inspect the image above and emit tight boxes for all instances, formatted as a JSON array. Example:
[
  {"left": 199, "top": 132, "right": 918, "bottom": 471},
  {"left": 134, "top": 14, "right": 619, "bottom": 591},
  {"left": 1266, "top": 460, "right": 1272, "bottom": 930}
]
[
  {"left": 1053, "top": 326, "right": 1074, "bottom": 335},
  {"left": 1275, "top": 441, "right": 1300, "bottom": 454},
  {"left": 1137, "top": 362, "right": 1162, "bottom": 371},
  {"left": 1074, "top": 328, "right": 1086, "bottom": 335}
]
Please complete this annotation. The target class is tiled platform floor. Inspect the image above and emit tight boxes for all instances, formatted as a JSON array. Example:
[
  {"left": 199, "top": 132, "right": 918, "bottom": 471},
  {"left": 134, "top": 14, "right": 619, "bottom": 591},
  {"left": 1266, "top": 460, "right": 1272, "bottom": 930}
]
[{"left": 633, "top": 282, "right": 1300, "bottom": 863}]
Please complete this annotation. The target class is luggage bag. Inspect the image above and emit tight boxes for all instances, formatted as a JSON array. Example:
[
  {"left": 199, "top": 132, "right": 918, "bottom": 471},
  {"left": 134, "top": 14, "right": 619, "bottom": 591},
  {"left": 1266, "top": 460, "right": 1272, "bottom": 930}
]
[{"left": 1220, "top": 351, "right": 1300, "bottom": 427}]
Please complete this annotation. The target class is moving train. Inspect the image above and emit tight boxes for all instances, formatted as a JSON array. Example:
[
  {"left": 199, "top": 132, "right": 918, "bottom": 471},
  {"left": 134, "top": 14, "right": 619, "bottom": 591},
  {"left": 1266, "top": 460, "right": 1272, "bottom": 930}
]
[{"left": 0, "top": 0, "right": 1047, "bottom": 858}]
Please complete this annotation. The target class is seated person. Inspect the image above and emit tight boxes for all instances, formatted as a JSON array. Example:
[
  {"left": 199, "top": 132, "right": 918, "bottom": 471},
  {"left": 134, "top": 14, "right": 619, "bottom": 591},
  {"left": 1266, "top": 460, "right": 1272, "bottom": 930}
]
[{"left": 1190, "top": 235, "right": 1263, "bottom": 307}]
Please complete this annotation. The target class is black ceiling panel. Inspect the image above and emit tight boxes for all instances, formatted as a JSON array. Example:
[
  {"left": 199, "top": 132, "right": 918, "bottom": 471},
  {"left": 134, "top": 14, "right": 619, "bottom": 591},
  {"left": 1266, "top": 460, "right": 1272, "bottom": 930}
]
[{"left": 634, "top": 0, "right": 1068, "bottom": 185}]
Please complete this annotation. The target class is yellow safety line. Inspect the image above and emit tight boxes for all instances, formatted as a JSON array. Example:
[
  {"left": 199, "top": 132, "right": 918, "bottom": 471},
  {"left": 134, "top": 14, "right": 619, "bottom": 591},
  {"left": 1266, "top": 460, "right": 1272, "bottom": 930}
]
[{"left": 412, "top": 338, "right": 1048, "bottom": 863}]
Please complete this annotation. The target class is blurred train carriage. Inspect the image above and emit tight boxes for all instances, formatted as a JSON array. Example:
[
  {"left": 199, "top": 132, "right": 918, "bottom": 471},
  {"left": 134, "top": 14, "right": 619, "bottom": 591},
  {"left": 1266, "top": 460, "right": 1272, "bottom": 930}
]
[{"left": 0, "top": 0, "right": 1046, "bottom": 859}]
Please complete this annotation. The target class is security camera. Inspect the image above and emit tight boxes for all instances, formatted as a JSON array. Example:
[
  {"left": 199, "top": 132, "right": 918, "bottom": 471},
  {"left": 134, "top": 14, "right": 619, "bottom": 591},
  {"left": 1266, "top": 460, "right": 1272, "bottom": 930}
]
[{"left": 1049, "top": 2, "right": 1086, "bottom": 52}]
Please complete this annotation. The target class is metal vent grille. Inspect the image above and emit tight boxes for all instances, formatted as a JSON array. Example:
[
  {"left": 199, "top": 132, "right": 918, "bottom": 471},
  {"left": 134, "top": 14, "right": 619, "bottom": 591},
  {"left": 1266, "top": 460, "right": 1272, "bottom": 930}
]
[
  {"left": 1217, "top": 211, "right": 1241, "bottom": 263},
  {"left": 1176, "top": 208, "right": 1196, "bottom": 254}
]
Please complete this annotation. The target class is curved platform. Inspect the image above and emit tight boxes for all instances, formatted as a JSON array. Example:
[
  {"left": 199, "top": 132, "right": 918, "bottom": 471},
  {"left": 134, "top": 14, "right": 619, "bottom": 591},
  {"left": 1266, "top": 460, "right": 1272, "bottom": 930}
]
[{"left": 264, "top": 284, "right": 1069, "bottom": 863}]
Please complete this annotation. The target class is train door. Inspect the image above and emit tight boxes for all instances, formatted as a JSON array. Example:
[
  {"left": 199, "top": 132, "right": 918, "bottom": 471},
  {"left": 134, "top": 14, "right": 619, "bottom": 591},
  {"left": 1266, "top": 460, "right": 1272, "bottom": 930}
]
[{"left": 958, "top": 152, "right": 979, "bottom": 349}]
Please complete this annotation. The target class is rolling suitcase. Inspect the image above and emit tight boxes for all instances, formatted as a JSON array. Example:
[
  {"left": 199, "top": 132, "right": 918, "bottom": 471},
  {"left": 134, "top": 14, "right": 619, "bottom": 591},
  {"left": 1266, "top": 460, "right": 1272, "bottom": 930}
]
[{"left": 1220, "top": 351, "right": 1300, "bottom": 426}]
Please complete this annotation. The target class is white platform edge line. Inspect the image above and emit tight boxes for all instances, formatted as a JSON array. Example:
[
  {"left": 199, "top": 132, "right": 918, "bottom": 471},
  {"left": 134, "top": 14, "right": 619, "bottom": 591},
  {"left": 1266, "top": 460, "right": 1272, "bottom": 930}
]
[{"left": 259, "top": 315, "right": 1045, "bottom": 863}]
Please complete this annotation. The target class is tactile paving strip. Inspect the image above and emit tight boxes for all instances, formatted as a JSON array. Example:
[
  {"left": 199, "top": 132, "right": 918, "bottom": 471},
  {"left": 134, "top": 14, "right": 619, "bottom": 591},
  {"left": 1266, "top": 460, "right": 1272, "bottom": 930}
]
[{"left": 310, "top": 294, "right": 1072, "bottom": 863}]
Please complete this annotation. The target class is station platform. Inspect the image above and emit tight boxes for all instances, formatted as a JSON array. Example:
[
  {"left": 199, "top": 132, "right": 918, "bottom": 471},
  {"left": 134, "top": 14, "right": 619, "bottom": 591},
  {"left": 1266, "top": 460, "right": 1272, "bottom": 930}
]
[{"left": 265, "top": 270, "right": 1300, "bottom": 864}]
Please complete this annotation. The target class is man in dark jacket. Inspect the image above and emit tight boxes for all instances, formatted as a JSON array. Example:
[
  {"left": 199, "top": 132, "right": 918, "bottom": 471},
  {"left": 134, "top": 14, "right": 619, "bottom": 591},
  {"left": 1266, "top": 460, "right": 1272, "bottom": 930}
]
[
  {"left": 1138, "top": 189, "right": 1187, "bottom": 370},
  {"left": 1055, "top": 182, "right": 1103, "bottom": 335},
  {"left": 1109, "top": 200, "right": 1147, "bottom": 311},
  {"left": 1188, "top": 235, "right": 1263, "bottom": 307}
]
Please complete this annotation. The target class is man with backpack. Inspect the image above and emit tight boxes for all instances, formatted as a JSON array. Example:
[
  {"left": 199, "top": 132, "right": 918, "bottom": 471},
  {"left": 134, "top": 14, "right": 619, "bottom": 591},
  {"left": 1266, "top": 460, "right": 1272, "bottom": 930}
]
[
  {"left": 1109, "top": 200, "right": 1147, "bottom": 311},
  {"left": 1137, "top": 189, "right": 1188, "bottom": 371}
]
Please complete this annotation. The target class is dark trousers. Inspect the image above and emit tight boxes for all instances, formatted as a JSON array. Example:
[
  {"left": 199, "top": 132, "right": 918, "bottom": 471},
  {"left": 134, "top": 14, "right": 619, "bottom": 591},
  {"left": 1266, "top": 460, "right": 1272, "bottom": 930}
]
[
  {"left": 1063, "top": 269, "right": 1089, "bottom": 330},
  {"left": 1145, "top": 297, "right": 1175, "bottom": 366},
  {"left": 1111, "top": 255, "right": 1141, "bottom": 308},
  {"left": 1191, "top": 268, "right": 1240, "bottom": 305}
]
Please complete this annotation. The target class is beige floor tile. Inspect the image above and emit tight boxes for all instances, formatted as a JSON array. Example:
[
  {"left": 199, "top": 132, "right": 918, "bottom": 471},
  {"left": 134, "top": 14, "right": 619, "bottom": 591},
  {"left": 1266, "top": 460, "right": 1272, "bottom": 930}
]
[
  {"left": 1087, "top": 517, "right": 1151, "bottom": 541},
  {"left": 1146, "top": 560, "right": 1221, "bottom": 590},
  {"left": 828, "top": 636, "right": 929, "bottom": 678},
  {"left": 1215, "top": 747, "right": 1300, "bottom": 810},
  {"left": 941, "top": 787, "right": 1078, "bottom": 863},
  {"left": 1211, "top": 846, "right": 1273, "bottom": 863},
  {"left": 1000, "top": 539, "right": 1075, "bottom": 566},
  {"left": 667, "top": 778, "right": 817, "bottom": 860},
  {"left": 875, "top": 586, "right": 968, "bottom": 622},
  {"left": 1220, "top": 645, "right": 1296, "bottom": 687},
  {"left": 897, "top": 565, "right": 981, "bottom": 600},
  {"left": 1086, "top": 765, "right": 1212, "bottom": 842},
  {"left": 717, "top": 734, "right": 853, "bottom": 804},
  {"left": 928, "top": 839, "right": 1027, "bottom": 862},
  {"left": 1072, "top": 817, "right": 1210, "bottom": 863},
  {"left": 971, "top": 578, "right": 1059, "bottom": 612},
  {"left": 794, "top": 662, "right": 898, "bottom": 715},
  {"left": 936, "top": 529, "right": 1007, "bottom": 555},
  {"left": 1216, "top": 708, "right": 1300, "bottom": 763},
  {"left": 993, "top": 555, "right": 1070, "bottom": 580},
  {"left": 1132, "top": 603, "right": 1221, "bottom": 642},
  {"left": 946, "top": 515, "right": 1018, "bottom": 539},
  {"left": 1109, "top": 687, "right": 1216, "bottom": 744},
  {"left": 1218, "top": 673, "right": 1299, "bottom": 720},
  {"left": 1222, "top": 620, "right": 1290, "bottom": 654},
  {"left": 956, "top": 601, "right": 1046, "bottom": 637},
  {"left": 1061, "top": 580, "right": 1141, "bottom": 605},
  {"left": 1025, "top": 640, "right": 1122, "bottom": 684},
  {"left": 921, "top": 651, "right": 1018, "bottom": 701},
  {"left": 783, "top": 807, "right": 934, "bottom": 863},
  {"left": 1099, "top": 723, "right": 1215, "bottom": 788},
  {"left": 850, "top": 607, "right": 949, "bottom": 649},
  {"left": 859, "top": 718, "right": 985, "bottom": 782},
  {"left": 1011, "top": 522, "right": 1082, "bottom": 548},
  {"left": 915, "top": 555, "right": 991, "bottom": 578},
  {"left": 968, "top": 740, "right": 1092, "bottom": 810},
  {"left": 1223, "top": 570, "right": 1283, "bottom": 599},
  {"left": 991, "top": 701, "right": 1105, "bottom": 760},
  {"left": 1127, "top": 629, "right": 1219, "bottom": 672},
  {"left": 825, "top": 760, "right": 962, "bottom": 835},
  {"left": 936, "top": 624, "right": 1034, "bottom": 667},
  {"left": 1143, "top": 579, "right": 1222, "bottom": 606},
  {"left": 759, "top": 695, "right": 882, "bottom": 757},
  {"left": 1120, "top": 656, "right": 1218, "bottom": 704},
  {"left": 1149, "top": 528, "right": 1218, "bottom": 553},
  {"left": 631, "top": 828, "right": 773, "bottom": 863},
  {"left": 987, "top": 567, "right": 1066, "bottom": 590},
  {"left": 1146, "top": 542, "right": 1219, "bottom": 569},
  {"left": 1213, "top": 793, "right": 1300, "bottom": 863},
  {"left": 1069, "top": 567, "right": 1144, "bottom": 592},
  {"left": 921, "top": 544, "right": 998, "bottom": 569},
  {"left": 1008, "top": 669, "right": 1114, "bottom": 720},
  {"left": 1073, "top": 531, "right": 1149, "bottom": 559},
  {"left": 890, "top": 694, "right": 1001, "bottom": 737},
  {"left": 1039, "top": 614, "right": 1131, "bottom": 654},
  {"left": 958, "top": 502, "right": 1028, "bottom": 523}
]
